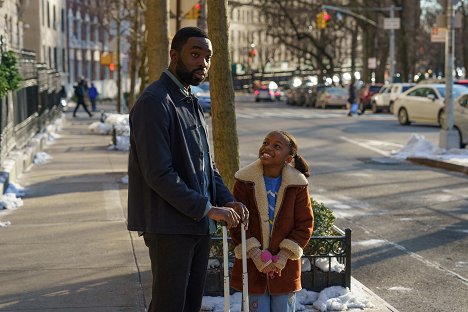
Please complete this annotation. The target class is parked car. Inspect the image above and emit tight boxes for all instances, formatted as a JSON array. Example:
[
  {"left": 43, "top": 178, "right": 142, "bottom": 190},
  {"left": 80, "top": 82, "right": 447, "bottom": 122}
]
[
  {"left": 454, "top": 92, "right": 468, "bottom": 148},
  {"left": 358, "top": 83, "right": 383, "bottom": 111},
  {"left": 371, "top": 83, "right": 415, "bottom": 113},
  {"left": 255, "top": 81, "right": 279, "bottom": 102},
  {"left": 191, "top": 82, "right": 211, "bottom": 115},
  {"left": 393, "top": 83, "right": 468, "bottom": 127},
  {"left": 316, "top": 87, "right": 348, "bottom": 109},
  {"left": 455, "top": 79, "right": 468, "bottom": 88}
]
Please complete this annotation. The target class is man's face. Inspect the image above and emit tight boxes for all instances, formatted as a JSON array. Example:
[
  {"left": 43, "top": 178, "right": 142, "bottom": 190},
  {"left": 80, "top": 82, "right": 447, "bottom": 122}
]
[{"left": 173, "top": 37, "right": 212, "bottom": 86}]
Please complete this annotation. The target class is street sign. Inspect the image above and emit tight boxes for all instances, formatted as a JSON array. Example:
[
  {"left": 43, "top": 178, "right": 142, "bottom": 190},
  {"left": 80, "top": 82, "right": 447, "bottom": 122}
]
[
  {"left": 383, "top": 17, "right": 400, "bottom": 30},
  {"left": 431, "top": 27, "right": 446, "bottom": 43},
  {"left": 368, "top": 57, "right": 377, "bottom": 69}
]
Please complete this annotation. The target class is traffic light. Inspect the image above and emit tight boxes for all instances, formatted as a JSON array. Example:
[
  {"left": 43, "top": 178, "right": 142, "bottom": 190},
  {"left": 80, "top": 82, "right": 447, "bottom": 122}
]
[
  {"left": 316, "top": 11, "right": 330, "bottom": 29},
  {"left": 195, "top": 3, "right": 201, "bottom": 19},
  {"left": 109, "top": 63, "right": 115, "bottom": 72},
  {"left": 316, "top": 12, "right": 325, "bottom": 29}
]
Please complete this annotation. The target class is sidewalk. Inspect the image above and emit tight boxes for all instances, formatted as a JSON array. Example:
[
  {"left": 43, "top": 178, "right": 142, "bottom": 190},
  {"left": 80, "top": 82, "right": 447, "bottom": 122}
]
[{"left": 0, "top": 102, "right": 401, "bottom": 311}]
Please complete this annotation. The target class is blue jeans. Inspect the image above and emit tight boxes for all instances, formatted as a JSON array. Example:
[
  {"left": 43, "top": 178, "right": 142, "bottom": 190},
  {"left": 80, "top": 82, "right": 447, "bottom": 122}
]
[{"left": 249, "top": 291, "right": 296, "bottom": 312}]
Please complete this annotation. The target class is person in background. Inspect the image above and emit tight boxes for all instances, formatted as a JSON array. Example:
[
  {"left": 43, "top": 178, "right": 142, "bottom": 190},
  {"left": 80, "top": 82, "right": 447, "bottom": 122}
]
[
  {"left": 230, "top": 130, "right": 314, "bottom": 312},
  {"left": 127, "top": 27, "right": 249, "bottom": 312},
  {"left": 346, "top": 81, "right": 357, "bottom": 117},
  {"left": 73, "top": 78, "right": 93, "bottom": 118},
  {"left": 88, "top": 82, "right": 99, "bottom": 112}
]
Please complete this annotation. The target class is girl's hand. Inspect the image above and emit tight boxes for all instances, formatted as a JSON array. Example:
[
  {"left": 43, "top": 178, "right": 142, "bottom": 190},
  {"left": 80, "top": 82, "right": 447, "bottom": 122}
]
[{"left": 262, "top": 263, "right": 280, "bottom": 278}]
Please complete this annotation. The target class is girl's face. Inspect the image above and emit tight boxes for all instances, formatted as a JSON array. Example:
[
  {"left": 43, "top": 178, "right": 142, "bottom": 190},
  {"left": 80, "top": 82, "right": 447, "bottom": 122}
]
[{"left": 259, "top": 131, "right": 293, "bottom": 168}]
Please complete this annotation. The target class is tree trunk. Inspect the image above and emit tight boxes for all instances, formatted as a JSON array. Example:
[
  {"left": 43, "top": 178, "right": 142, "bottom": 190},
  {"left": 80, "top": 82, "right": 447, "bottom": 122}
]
[
  {"left": 128, "top": 4, "right": 140, "bottom": 111},
  {"left": 117, "top": 17, "right": 122, "bottom": 113},
  {"left": 207, "top": 0, "right": 240, "bottom": 191},
  {"left": 138, "top": 36, "right": 147, "bottom": 95},
  {"left": 146, "top": 0, "right": 169, "bottom": 83}
]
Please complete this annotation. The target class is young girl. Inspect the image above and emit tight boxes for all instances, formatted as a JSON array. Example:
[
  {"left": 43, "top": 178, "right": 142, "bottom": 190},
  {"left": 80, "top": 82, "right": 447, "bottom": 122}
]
[{"left": 230, "top": 130, "right": 314, "bottom": 312}]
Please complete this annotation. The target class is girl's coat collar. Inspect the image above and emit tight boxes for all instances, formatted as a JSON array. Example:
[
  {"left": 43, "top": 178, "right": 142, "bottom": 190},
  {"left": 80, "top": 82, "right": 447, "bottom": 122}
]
[{"left": 235, "top": 159, "right": 308, "bottom": 187}]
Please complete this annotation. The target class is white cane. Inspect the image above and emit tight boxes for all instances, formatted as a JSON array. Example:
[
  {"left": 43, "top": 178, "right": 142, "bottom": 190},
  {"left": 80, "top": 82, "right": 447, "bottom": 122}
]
[
  {"left": 222, "top": 223, "right": 230, "bottom": 312},
  {"left": 241, "top": 222, "right": 249, "bottom": 312}
]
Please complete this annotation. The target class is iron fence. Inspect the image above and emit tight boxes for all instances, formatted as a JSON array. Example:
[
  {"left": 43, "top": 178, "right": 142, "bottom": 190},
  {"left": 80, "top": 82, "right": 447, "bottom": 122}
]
[{"left": 204, "top": 225, "right": 351, "bottom": 296}]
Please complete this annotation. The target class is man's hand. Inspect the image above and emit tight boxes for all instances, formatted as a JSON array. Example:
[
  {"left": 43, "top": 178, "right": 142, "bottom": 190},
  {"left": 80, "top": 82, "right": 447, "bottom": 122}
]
[
  {"left": 207, "top": 206, "right": 240, "bottom": 228},
  {"left": 225, "top": 201, "right": 249, "bottom": 229}
]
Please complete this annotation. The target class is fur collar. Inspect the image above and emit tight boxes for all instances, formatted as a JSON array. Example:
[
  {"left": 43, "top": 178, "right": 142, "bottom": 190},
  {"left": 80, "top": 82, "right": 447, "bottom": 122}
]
[{"left": 235, "top": 159, "right": 308, "bottom": 249}]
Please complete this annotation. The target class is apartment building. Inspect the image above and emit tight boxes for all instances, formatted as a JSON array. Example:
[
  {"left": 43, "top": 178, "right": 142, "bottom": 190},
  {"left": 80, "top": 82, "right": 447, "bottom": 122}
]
[{"left": 22, "top": 0, "right": 67, "bottom": 79}]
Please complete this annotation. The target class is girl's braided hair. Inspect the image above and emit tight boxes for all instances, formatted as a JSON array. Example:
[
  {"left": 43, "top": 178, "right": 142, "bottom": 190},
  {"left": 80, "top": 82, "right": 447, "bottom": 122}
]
[{"left": 279, "top": 131, "right": 310, "bottom": 178}]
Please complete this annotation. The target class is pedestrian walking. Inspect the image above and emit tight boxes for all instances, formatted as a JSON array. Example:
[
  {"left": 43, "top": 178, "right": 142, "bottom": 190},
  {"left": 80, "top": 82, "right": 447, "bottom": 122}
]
[
  {"left": 346, "top": 81, "right": 357, "bottom": 116},
  {"left": 230, "top": 130, "right": 314, "bottom": 312},
  {"left": 73, "top": 78, "right": 93, "bottom": 117},
  {"left": 126, "top": 27, "right": 249, "bottom": 312},
  {"left": 87, "top": 82, "right": 99, "bottom": 112}
]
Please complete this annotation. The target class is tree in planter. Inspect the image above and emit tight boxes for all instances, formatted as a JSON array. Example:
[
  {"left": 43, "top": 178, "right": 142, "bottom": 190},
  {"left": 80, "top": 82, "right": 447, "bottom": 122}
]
[{"left": 0, "top": 51, "right": 22, "bottom": 98}]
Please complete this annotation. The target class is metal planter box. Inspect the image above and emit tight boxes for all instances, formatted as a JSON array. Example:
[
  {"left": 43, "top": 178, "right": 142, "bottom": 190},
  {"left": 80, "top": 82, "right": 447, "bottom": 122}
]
[{"left": 204, "top": 226, "right": 351, "bottom": 296}]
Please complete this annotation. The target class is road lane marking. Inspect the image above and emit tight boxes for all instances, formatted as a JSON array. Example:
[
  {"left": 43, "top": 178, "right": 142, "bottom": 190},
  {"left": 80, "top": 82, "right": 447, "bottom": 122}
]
[{"left": 341, "top": 136, "right": 403, "bottom": 157}]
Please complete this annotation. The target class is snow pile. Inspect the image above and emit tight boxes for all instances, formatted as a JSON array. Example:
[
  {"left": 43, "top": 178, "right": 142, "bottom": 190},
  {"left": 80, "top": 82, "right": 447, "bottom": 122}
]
[
  {"left": 0, "top": 193, "right": 23, "bottom": 210},
  {"left": 314, "top": 257, "right": 345, "bottom": 273},
  {"left": 89, "top": 113, "right": 130, "bottom": 151},
  {"left": 301, "top": 257, "right": 344, "bottom": 273},
  {"left": 5, "top": 182, "right": 26, "bottom": 198},
  {"left": 120, "top": 174, "right": 128, "bottom": 184},
  {"left": 392, "top": 134, "right": 468, "bottom": 166},
  {"left": 201, "top": 286, "right": 372, "bottom": 312},
  {"left": 0, "top": 220, "right": 11, "bottom": 227},
  {"left": 0, "top": 182, "right": 26, "bottom": 228},
  {"left": 201, "top": 293, "right": 242, "bottom": 312},
  {"left": 392, "top": 134, "right": 441, "bottom": 159},
  {"left": 207, "top": 258, "right": 220, "bottom": 269},
  {"left": 33, "top": 152, "right": 53, "bottom": 164},
  {"left": 312, "top": 287, "right": 371, "bottom": 312},
  {"left": 89, "top": 121, "right": 112, "bottom": 134}
]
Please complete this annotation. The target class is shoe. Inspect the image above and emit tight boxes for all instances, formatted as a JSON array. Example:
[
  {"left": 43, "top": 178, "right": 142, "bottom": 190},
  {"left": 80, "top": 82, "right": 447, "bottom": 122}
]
[
  {"left": 347, "top": 112, "right": 352, "bottom": 117},
  {"left": 89, "top": 113, "right": 94, "bottom": 117}
]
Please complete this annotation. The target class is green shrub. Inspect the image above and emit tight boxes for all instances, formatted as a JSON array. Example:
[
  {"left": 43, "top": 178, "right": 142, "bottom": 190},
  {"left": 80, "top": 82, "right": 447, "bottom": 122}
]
[
  {"left": 311, "top": 198, "right": 336, "bottom": 237},
  {"left": 0, "top": 51, "right": 22, "bottom": 98}
]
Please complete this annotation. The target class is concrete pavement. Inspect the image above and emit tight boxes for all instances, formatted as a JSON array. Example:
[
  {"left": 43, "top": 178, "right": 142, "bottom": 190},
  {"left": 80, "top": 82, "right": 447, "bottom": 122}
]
[{"left": 0, "top": 100, "right": 419, "bottom": 311}]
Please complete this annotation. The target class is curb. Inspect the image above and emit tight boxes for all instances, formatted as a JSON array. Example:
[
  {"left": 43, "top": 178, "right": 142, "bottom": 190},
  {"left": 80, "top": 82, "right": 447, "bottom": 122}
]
[
  {"left": 351, "top": 278, "right": 400, "bottom": 312},
  {"left": 407, "top": 157, "right": 468, "bottom": 175}
]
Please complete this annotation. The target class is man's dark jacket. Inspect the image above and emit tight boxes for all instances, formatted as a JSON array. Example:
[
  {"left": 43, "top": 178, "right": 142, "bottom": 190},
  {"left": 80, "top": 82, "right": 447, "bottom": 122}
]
[{"left": 127, "top": 72, "right": 234, "bottom": 235}]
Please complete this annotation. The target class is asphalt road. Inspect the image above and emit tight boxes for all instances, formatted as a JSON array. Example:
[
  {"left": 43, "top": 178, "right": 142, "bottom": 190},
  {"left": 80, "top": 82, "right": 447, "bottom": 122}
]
[{"left": 228, "top": 97, "right": 468, "bottom": 312}]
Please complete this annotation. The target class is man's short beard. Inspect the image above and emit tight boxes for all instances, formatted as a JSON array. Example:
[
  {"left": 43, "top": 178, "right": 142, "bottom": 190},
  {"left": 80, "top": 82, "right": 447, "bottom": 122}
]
[{"left": 176, "top": 58, "right": 203, "bottom": 86}]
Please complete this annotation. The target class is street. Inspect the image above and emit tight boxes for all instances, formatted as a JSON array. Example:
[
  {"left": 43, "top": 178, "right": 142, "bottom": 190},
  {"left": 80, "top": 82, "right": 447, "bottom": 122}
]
[{"left": 230, "top": 97, "right": 468, "bottom": 312}]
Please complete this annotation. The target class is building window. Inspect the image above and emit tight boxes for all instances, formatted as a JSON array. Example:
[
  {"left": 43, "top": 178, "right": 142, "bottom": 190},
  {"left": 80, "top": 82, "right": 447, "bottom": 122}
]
[
  {"left": 53, "top": 5, "right": 56, "bottom": 30},
  {"left": 47, "top": 1, "right": 50, "bottom": 28},
  {"left": 54, "top": 47, "right": 58, "bottom": 69},
  {"left": 41, "top": 0, "right": 45, "bottom": 26},
  {"left": 62, "top": 48, "right": 66, "bottom": 72},
  {"left": 48, "top": 46, "right": 52, "bottom": 67},
  {"left": 61, "top": 8, "right": 65, "bottom": 32}
]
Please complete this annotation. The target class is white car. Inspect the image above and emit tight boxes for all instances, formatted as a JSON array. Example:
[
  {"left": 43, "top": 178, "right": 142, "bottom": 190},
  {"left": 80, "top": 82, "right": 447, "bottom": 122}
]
[
  {"left": 393, "top": 83, "right": 468, "bottom": 127},
  {"left": 371, "top": 83, "right": 415, "bottom": 113},
  {"left": 454, "top": 93, "right": 468, "bottom": 148}
]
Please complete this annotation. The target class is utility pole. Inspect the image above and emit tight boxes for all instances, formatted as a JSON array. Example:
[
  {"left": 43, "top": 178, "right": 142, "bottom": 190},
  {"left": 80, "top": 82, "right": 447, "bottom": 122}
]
[
  {"left": 389, "top": 5, "right": 396, "bottom": 83},
  {"left": 439, "top": 0, "right": 459, "bottom": 149}
]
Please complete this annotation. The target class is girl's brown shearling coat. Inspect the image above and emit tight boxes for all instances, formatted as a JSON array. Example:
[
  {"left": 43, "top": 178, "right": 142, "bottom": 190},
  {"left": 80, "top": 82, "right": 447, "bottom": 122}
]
[{"left": 230, "top": 159, "right": 314, "bottom": 295}]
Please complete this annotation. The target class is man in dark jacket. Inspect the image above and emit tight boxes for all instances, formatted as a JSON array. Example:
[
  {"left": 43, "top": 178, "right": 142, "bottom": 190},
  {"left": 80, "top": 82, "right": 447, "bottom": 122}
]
[{"left": 127, "top": 27, "right": 248, "bottom": 312}]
